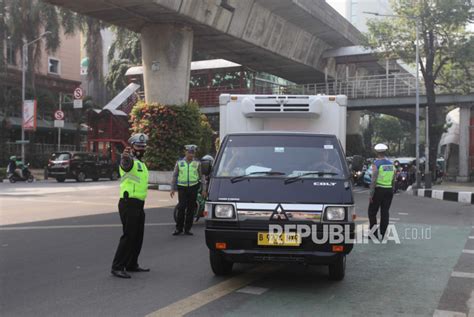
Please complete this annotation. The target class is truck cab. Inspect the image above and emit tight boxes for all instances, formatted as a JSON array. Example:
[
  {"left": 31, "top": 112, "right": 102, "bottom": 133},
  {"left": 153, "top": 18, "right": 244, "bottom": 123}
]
[{"left": 204, "top": 94, "right": 354, "bottom": 281}]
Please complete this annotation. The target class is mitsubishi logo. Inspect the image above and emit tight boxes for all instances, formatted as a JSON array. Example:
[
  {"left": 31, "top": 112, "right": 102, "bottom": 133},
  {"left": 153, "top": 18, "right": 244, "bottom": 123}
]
[{"left": 270, "top": 204, "right": 289, "bottom": 221}]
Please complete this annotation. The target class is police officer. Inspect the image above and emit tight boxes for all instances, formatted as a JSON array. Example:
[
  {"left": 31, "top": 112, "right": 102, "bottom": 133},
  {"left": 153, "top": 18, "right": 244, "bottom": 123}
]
[
  {"left": 368, "top": 143, "right": 396, "bottom": 239},
  {"left": 111, "top": 133, "right": 150, "bottom": 279},
  {"left": 170, "top": 145, "right": 207, "bottom": 236}
]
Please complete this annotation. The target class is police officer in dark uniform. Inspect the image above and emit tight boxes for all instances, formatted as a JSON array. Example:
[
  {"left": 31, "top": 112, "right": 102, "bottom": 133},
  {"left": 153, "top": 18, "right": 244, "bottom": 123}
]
[
  {"left": 111, "top": 133, "right": 150, "bottom": 279},
  {"left": 368, "top": 143, "right": 396, "bottom": 239}
]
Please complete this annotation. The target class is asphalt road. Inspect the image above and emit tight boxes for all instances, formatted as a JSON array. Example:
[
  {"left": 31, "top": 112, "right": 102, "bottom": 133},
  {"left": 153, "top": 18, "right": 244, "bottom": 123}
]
[{"left": 0, "top": 181, "right": 472, "bottom": 317}]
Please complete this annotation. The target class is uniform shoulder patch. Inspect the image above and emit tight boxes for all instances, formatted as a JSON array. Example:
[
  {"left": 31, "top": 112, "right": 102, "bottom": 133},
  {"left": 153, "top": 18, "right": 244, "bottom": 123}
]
[{"left": 382, "top": 165, "right": 394, "bottom": 171}]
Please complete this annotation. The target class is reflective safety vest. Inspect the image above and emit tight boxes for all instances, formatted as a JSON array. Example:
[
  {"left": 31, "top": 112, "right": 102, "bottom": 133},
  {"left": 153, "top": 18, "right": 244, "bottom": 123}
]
[
  {"left": 374, "top": 159, "right": 395, "bottom": 188},
  {"left": 177, "top": 159, "right": 200, "bottom": 187},
  {"left": 120, "top": 159, "right": 149, "bottom": 201}
]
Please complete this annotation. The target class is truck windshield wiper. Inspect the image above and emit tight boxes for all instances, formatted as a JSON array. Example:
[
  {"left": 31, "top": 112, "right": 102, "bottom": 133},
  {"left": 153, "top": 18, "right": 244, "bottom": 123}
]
[
  {"left": 284, "top": 172, "right": 338, "bottom": 184},
  {"left": 230, "top": 171, "right": 286, "bottom": 183}
]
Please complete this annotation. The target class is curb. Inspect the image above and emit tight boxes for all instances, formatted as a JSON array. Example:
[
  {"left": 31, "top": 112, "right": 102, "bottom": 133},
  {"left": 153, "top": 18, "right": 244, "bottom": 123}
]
[{"left": 411, "top": 188, "right": 474, "bottom": 204}]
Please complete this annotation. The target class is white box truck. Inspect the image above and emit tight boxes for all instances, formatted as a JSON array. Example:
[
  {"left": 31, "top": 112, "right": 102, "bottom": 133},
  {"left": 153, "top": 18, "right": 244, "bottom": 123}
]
[{"left": 203, "top": 94, "right": 355, "bottom": 281}]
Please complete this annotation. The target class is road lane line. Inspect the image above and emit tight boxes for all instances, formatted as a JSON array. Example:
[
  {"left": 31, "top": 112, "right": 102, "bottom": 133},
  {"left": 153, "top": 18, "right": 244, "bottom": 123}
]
[
  {"left": 451, "top": 272, "right": 474, "bottom": 279},
  {"left": 398, "top": 212, "right": 409, "bottom": 215},
  {"left": 236, "top": 286, "right": 269, "bottom": 295},
  {"left": 146, "top": 266, "right": 280, "bottom": 317},
  {"left": 433, "top": 309, "right": 466, "bottom": 317},
  {"left": 0, "top": 223, "right": 175, "bottom": 231},
  {"left": 468, "top": 236, "right": 474, "bottom": 239},
  {"left": 390, "top": 218, "right": 400, "bottom": 221},
  {"left": 461, "top": 249, "right": 474, "bottom": 255}
]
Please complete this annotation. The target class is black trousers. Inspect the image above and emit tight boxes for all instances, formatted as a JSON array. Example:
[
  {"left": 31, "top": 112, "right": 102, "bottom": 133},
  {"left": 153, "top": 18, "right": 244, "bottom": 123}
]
[
  {"left": 368, "top": 187, "right": 394, "bottom": 237},
  {"left": 112, "top": 198, "right": 145, "bottom": 271},
  {"left": 176, "top": 184, "right": 199, "bottom": 232}
]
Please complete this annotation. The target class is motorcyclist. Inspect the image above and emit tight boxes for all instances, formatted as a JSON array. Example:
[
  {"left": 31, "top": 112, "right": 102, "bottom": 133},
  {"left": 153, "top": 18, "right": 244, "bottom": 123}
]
[
  {"left": 7, "top": 156, "right": 23, "bottom": 179},
  {"left": 393, "top": 160, "right": 401, "bottom": 193}
]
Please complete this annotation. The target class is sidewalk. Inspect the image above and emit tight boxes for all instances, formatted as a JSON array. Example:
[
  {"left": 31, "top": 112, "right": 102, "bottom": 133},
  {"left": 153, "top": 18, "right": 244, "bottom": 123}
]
[{"left": 410, "top": 181, "right": 474, "bottom": 204}]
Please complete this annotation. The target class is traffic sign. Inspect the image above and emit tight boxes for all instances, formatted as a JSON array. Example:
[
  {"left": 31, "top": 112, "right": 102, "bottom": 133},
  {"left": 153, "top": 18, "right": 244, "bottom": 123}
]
[
  {"left": 15, "top": 140, "right": 30, "bottom": 144},
  {"left": 74, "top": 87, "right": 83, "bottom": 100},
  {"left": 73, "top": 99, "right": 83, "bottom": 109},
  {"left": 54, "top": 120, "right": 64, "bottom": 128},
  {"left": 54, "top": 110, "right": 65, "bottom": 120}
]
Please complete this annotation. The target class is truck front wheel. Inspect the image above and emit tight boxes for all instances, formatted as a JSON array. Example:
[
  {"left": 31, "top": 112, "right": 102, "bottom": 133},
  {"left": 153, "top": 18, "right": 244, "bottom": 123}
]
[
  {"left": 328, "top": 255, "right": 346, "bottom": 281},
  {"left": 209, "top": 250, "right": 233, "bottom": 276}
]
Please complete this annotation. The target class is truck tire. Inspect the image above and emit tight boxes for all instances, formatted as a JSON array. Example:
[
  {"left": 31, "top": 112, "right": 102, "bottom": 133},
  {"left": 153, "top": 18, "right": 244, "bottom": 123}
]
[
  {"left": 210, "top": 250, "right": 233, "bottom": 276},
  {"left": 56, "top": 177, "right": 65, "bottom": 183},
  {"left": 76, "top": 171, "right": 86, "bottom": 182},
  {"left": 328, "top": 255, "right": 346, "bottom": 281}
]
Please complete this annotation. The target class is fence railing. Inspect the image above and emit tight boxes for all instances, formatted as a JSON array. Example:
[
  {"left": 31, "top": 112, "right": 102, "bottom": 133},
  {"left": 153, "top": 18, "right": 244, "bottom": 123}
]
[
  {"left": 289, "top": 71, "right": 474, "bottom": 99},
  {"left": 5, "top": 142, "right": 85, "bottom": 156}
]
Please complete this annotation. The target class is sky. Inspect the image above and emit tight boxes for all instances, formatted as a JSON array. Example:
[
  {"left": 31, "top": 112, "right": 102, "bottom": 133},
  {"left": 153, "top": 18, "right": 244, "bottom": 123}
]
[{"left": 326, "top": 0, "right": 347, "bottom": 18}]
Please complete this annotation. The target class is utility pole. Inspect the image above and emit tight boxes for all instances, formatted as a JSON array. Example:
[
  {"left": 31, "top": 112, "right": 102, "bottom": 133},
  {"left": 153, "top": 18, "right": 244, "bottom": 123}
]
[{"left": 58, "top": 92, "right": 62, "bottom": 151}]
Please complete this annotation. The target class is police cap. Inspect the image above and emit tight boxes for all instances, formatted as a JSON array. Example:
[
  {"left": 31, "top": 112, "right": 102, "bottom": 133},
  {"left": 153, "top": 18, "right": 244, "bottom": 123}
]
[
  {"left": 185, "top": 144, "right": 198, "bottom": 152},
  {"left": 374, "top": 143, "right": 388, "bottom": 153},
  {"left": 128, "top": 133, "right": 148, "bottom": 146}
]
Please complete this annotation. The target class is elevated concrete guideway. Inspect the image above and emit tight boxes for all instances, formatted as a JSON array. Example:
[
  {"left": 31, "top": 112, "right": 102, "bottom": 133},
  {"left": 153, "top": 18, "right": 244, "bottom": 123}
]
[{"left": 44, "top": 0, "right": 367, "bottom": 104}]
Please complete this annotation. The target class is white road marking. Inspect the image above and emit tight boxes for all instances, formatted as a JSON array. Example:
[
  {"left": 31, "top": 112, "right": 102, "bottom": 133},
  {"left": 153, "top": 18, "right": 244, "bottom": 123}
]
[
  {"left": 4, "top": 198, "right": 114, "bottom": 206},
  {"left": 461, "top": 249, "right": 474, "bottom": 255},
  {"left": 146, "top": 266, "right": 280, "bottom": 317},
  {"left": 391, "top": 218, "right": 400, "bottom": 221},
  {"left": 236, "top": 286, "right": 269, "bottom": 295},
  {"left": 433, "top": 309, "right": 466, "bottom": 317},
  {"left": 451, "top": 271, "right": 474, "bottom": 279},
  {"left": 398, "top": 212, "right": 409, "bottom": 215},
  {"left": 468, "top": 236, "right": 474, "bottom": 240},
  {"left": 467, "top": 291, "right": 474, "bottom": 317},
  {"left": 0, "top": 223, "right": 175, "bottom": 231}
]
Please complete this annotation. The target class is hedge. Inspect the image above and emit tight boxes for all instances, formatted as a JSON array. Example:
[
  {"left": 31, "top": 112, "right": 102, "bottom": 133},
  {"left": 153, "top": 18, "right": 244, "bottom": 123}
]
[{"left": 130, "top": 101, "right": 214, "bottom": 170}]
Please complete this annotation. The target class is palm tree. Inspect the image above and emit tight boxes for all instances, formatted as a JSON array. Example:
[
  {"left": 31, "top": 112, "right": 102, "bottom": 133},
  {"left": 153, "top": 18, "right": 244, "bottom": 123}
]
[
  {"left": 105, "top": 26, "right": 140, "bottom": 95},
  {"left": 4, "top": 0, "right": 76, "bottom": 96}
]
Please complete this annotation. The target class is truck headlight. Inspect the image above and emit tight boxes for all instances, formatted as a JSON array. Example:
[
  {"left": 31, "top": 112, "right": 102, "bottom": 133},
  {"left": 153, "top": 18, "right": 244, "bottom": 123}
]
[
  {"left": 325, "top": 207, "right": 345, "bottom": 221},
  {"left": 214, "top": 205, "right": 235, "bottom": 219}
]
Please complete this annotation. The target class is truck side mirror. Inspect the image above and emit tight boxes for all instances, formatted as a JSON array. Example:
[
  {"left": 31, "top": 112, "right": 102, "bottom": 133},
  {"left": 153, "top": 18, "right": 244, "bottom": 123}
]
[{"left": 201, "top": 155, "right": 214, "bottom": 176}]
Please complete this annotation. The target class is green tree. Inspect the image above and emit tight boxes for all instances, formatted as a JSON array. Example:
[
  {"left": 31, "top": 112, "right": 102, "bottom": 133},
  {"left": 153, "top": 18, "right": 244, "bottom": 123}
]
[
  {"left": 2, "top": 0, "right": 76, "bottom": 97},
  {"left": 365, "top": 0, "right": 473, "bottom": 175},
  {"left": 105, "top": 27, "right": 140, "bottom": 95},
  {"left": 372, "top": 115, "right": 410, "bottom": 156}
]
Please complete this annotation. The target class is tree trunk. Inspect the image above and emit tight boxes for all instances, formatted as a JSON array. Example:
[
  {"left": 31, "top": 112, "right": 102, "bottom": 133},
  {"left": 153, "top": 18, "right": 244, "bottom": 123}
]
[{"left": 424, "top": 78, "right": 443, "bottom": 179}]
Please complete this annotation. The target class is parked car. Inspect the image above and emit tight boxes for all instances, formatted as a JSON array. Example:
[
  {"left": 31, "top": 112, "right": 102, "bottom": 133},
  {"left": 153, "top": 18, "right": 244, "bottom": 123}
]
[{"left": 47, "top": 152, "right": 119, "bottom": 182}]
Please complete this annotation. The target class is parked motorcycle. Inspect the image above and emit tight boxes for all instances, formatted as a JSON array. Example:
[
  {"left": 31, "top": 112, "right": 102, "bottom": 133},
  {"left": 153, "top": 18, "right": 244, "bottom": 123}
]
[{"left": 8, "top": 164, "right": 34, "bottom": 183}]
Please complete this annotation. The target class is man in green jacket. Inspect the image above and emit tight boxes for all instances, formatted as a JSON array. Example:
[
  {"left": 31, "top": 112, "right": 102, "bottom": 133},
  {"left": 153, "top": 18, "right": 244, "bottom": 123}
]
[
  {"left": 368, "top": 143, "right": 396, "bottom": 239},
  {"left": 170, "top": 145, "right": 207, "bottom": 236},
  {"left": 111, "top": 133, "right": 150, "bottom": 279}
]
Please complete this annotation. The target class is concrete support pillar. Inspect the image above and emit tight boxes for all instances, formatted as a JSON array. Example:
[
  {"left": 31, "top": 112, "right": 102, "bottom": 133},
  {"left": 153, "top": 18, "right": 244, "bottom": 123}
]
[
  {"left": 347, "top": 111, "right": 362, "bottom": 135},
  {"left": 141, "top": 24, "right": 193, "bottom": 105},
  {"left": 345, "top": 111, "right": 364, "bottom": 156},
  {"left": 457, "top": 105, "right": 471, "bottom": 182}
]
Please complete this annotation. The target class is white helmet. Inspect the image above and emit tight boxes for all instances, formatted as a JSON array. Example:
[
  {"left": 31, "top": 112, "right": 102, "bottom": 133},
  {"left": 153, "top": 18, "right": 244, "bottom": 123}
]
[{"left": 374, "top": 143, "right": 388, "bottom": 153}]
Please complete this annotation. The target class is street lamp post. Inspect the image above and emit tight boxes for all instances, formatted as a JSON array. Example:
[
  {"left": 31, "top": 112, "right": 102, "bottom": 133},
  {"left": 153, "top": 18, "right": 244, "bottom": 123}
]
[
  {"left": 363, "top": 12, "right": 422, "bottom": 188},
  {"left": 21, "top": 31, "right": 51, "bottom": 163}
]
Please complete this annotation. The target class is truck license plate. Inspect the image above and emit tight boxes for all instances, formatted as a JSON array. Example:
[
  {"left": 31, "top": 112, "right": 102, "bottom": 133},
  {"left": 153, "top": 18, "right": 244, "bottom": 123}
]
[{"left": 257, "top": 232, "right": 301, "bottom": 246}]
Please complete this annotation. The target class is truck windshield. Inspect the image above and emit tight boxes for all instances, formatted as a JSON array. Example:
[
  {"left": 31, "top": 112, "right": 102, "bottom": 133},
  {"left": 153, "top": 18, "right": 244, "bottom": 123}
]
[{"left": 215, "top": 135, "right": 347, "bottom": 179}]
